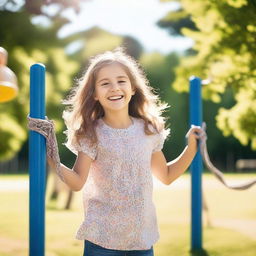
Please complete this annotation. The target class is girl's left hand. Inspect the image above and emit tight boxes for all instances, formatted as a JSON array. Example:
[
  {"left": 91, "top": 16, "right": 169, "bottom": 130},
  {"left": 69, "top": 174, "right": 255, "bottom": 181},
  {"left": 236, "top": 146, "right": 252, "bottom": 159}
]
[{"left": 185, "top": 125, "right": 205, "bottom": 150}]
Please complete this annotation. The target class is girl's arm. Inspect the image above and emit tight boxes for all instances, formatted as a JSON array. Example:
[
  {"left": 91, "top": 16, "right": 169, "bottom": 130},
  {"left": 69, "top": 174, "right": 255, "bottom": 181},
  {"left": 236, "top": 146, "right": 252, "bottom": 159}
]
[
  {"left": 48, "top": 151, "right": 93, "bottom": 191},
  {"left": 151, "top": 126, "right": 203, "bottom": 185},
  {"left": 27, "top": 116, "right": 93, "bottom": 191}
]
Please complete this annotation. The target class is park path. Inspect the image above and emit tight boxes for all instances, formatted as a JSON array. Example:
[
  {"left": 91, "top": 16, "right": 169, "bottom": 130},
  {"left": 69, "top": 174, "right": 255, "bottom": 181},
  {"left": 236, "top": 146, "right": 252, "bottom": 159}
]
[
  {"left": 0, "top": 179, "right": 28, "bottom": 191},
  {"left": 213, "top": 219, "right": 256, "bottom": 240},
  {"left": 0, "top": 237, "right": 27, "bottom": 255}
]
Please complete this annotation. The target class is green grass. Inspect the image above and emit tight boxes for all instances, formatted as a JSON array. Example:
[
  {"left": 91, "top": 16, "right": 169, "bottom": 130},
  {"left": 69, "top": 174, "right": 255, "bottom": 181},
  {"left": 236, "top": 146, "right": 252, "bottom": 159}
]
[{"left": 0, "top": 173, "right": 255, "bottom": 255}]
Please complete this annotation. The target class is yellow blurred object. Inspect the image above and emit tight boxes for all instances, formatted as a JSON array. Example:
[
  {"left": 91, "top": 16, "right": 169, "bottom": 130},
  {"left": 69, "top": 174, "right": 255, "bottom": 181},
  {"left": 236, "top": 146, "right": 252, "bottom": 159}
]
[{"left": 0, "top": 47, "right": 18, "bottom": 103}]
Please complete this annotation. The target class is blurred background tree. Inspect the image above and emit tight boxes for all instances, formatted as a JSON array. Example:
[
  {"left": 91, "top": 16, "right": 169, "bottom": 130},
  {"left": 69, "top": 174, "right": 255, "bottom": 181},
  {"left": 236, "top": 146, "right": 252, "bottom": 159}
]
[
  {"left": 158, "top": 0, "right": 256, "bottom": 170},
  {"left": 158, "top": 0, "right": 256, "bottom": 152},
  {"left": 0, "top": 8, "right": 78, "bottom": 162}
]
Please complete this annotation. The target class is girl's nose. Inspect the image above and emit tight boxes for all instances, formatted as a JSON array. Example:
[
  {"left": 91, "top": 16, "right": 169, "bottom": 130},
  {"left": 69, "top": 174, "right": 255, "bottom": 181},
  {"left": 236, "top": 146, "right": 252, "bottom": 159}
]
[{"left": 110, "top": 82, "right": 120, "bottom": 91}]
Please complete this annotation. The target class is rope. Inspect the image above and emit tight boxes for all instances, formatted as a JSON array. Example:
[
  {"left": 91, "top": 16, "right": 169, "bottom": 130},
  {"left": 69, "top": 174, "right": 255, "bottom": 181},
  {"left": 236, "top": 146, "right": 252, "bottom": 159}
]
[
  {"left": 199, "top": 122, "right": 256, "bottom": 190},
  {"left": 27, "top": 115, "right": 64, "bottom": 182}
]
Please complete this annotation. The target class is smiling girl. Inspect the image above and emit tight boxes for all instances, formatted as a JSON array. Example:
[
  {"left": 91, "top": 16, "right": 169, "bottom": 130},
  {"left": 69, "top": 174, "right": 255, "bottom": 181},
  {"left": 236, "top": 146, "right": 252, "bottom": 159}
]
[{"left": 28, "top": 47, "right": 204, "bottom": 256}]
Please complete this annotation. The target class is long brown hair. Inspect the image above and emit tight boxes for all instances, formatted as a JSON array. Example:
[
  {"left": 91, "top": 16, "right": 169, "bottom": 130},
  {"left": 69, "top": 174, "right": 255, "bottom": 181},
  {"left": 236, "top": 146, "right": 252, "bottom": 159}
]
[{"left": 62, "top": 47, "right": 170, "bottom": 148}]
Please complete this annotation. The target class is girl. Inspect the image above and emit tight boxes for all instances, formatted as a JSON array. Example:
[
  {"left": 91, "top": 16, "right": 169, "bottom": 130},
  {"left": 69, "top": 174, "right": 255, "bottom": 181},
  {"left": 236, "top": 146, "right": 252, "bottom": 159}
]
[{"left": 28, "top": 47, "right": 204, "bottom": 256}]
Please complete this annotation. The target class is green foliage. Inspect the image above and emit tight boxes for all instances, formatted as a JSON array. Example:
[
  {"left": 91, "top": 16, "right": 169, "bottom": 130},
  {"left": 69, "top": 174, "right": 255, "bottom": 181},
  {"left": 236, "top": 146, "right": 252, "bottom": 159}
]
[
  {"left": 139, "top": 52, "right": 254, "bottom": 166},
  {"left": 0, "top": 10, "right": 78, "bottom": 161},
  {"left": 159, "top": 0, "right": 256, "bottom": 150},
  {"left": 0, "top": 114, "right": 26, "bottom": 160},
  {"left": 157, "top": 7, "right": 197, "bottom": 35},
  {"left": 0, "top": 45, "right": 78, "bottom": 161}
]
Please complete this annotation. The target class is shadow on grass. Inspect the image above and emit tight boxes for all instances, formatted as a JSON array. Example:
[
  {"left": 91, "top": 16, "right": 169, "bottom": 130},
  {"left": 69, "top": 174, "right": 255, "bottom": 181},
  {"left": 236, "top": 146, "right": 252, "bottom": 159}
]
[{"left": 190, "top": 248, "right": 209, "bottom": 256}]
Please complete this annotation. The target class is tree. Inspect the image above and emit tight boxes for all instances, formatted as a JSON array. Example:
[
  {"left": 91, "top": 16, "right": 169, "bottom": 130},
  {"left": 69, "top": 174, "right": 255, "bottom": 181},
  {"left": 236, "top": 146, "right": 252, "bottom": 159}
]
[
  {"left": 157, "top": 1, "right": 196, "bottom": 36},
  {"left": 0, "top": 10, "right": 79, "bottom": 161},
  {"left": 0, "top": 0, "right": 92, "bottom": 162},
  {"left": 158, "top": 0, "right": 256, "bottom": 150}
]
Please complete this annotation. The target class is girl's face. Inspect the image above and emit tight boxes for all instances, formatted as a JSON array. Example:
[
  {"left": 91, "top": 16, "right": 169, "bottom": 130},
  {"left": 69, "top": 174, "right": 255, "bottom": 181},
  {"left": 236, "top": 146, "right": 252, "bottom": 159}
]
[{"left": 94, "top": 63, "right": 136, "bottom": 114}]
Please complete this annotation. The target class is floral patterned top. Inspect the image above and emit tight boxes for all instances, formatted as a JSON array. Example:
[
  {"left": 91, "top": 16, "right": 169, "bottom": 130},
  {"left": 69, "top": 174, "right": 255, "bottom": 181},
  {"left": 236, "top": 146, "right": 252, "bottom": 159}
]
[{"left": 65, "top": 116, "right": 169, "bottom": 250}]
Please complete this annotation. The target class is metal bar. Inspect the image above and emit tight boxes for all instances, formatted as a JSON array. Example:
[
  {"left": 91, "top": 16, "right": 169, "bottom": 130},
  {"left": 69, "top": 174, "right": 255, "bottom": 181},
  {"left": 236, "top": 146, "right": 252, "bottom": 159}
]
[
  {"left": 189, "top": 76, "right": 203, "bottom": 250},
  {"left": 29, "top": 63, "right": 46, "bottom": 256}
]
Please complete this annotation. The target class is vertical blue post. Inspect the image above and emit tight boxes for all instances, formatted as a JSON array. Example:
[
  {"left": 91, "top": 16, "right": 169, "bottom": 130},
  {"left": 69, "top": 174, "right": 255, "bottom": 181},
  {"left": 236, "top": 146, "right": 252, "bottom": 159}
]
[
  {"left": 189, "top": 76, "right": 203, "bottom": 250},
  {"left": 29, "top": 64, "right": 46, "bottom": 256}
]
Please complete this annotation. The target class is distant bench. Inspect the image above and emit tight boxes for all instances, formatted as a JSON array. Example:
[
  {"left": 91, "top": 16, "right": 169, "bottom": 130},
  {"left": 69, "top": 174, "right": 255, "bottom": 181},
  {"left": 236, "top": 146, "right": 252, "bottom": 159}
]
[{"left": 236, "top": 159, "right": 256, "bottom": 171}]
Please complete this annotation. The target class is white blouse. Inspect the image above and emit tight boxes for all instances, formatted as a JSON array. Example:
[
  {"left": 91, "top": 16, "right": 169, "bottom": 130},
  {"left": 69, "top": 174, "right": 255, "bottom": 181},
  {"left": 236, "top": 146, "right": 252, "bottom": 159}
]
[{"left": 65, "top": 116, "right": 169, "bottom": 250}]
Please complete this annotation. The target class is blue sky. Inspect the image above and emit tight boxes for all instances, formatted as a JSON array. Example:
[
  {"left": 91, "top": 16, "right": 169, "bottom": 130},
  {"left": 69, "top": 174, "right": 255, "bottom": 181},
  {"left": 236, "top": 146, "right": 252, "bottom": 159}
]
[{"left": 33, "top": 0, "right": 193, "bottom": 54}]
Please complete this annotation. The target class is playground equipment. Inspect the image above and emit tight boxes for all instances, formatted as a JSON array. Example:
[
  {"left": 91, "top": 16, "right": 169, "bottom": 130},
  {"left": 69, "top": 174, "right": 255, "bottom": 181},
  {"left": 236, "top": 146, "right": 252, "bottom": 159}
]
[
  {"left": 28, "top": 66, "right": 256, "bottom": 255},
  {"left": 189, "top": 76, "right": 203, "bottom": 250},
  {"left": 0, "top": 47, "right": 18, "bottom": 102},
  {"left": 29, "top": 64, "right": 46, "bottom": 256},
  {"left": 189, "top": 76, "right": 256, "bottom": 251}
]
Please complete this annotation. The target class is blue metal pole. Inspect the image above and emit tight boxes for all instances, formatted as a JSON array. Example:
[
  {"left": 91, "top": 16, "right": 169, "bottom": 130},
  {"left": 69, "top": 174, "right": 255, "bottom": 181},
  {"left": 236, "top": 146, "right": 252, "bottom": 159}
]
[
  {"left": 189, "top": 76, "right": 203, "bottom": 250},
  {"left": 29, "top": 63, "right": 46, "bottom": 256}
]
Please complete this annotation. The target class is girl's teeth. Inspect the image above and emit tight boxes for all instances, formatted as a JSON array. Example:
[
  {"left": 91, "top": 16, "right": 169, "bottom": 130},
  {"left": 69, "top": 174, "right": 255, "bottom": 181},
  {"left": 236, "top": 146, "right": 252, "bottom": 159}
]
[{"left": 108, "top": 96, "right": 123, "bottom": 100}]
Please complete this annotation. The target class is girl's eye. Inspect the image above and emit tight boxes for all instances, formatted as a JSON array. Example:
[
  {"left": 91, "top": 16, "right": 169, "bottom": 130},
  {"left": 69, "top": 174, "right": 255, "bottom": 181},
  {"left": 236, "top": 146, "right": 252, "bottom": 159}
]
[
  {"left": 118, "top": 80, "right": 125, "bottom": 83},
  {"left": 101, "top": 82, "right": 109, "bottom": 86}
]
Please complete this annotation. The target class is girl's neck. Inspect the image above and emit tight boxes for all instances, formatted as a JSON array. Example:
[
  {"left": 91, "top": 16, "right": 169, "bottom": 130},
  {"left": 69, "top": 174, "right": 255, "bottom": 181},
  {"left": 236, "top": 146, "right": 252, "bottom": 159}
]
[{"left": 102, "top": 114, "right": 133, "bottom": 129}]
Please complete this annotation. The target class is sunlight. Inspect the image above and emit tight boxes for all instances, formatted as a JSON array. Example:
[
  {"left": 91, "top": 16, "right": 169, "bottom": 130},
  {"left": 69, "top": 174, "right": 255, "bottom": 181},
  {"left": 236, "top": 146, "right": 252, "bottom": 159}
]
[{"left": 57, "top": 0, "right": 192, "bottom": 53}]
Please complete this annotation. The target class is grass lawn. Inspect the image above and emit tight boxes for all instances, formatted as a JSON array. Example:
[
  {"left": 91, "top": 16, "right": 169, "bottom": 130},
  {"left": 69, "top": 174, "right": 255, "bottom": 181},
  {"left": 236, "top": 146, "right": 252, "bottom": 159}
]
[{"left": 0, "top": 173, "right": 255, "bottom": 255}]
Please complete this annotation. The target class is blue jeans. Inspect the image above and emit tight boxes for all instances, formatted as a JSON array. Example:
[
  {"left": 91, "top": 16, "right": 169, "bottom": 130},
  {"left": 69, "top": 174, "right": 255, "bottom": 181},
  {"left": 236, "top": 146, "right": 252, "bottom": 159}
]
[{"left": 83, "top": 240, "right": 154, "bottom": 256}]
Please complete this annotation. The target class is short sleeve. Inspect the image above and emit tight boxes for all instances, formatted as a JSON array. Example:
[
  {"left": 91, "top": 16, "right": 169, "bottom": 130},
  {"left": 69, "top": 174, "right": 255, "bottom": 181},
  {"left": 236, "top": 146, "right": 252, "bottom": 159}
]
[
  {"left": 64, "top": 137, "right": 97, "bottom": 160},
  {"left": 152, "top": 128, "right": 170, "bottom": 153}
]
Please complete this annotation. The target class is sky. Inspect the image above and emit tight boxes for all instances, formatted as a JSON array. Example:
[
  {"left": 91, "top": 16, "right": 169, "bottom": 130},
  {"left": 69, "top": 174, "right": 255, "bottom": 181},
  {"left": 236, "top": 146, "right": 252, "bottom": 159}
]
[{"left": 53, "top": 0, "right": 193, "bottom": 54}]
